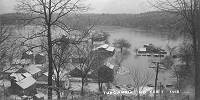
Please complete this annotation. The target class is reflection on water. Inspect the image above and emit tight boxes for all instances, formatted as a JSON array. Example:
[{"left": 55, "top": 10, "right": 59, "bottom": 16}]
[{"left": 95, "top": 26, "right": 182, "bottom": 85}]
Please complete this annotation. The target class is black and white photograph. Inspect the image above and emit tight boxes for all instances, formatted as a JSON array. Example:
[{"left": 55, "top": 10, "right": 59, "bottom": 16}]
[{"left": 0, "top": 0, "right": 199, "bottom": 100}]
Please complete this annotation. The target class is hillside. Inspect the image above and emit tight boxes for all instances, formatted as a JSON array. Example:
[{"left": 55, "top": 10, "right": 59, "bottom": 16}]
[
  {"left": 75, "top": 12, "right": 183, "bottom": 32},
  {"left": 0, "top": 11, "right": 183, "bottom": 32}
]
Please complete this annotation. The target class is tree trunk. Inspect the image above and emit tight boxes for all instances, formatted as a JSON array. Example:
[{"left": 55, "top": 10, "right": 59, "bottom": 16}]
[
  {"left": 121, "top": 95, "right": 125, "bottom": 100},
  {"left": 154, "top": 63, "right": 159, "bottom": 100},
  {"left": 47, "top": 1, "right": 53, "bottom": 100},
  {"left": 120, "top": 48, "right": 123, "bottom": 54},
  {"left": 56, "top": 74, "right": 61, "bottom": 100},
  {"left": 81, "top": 77, "right": 84, "bottom": 96},
  {"left": 175, "top": 69, "right": 181, "bottom": 94},
  {"left": 99, "top": 82, "right": 103, "bottom": 92},
  {"left": 56, "top": 89, "right": 61, "bottom": 100},
  {"left": 47, "top": 24, "right": 53, "bottom": 100},
  {"left": 137, "top": 88, "right": 140, "bottom": 100},
  {"left": 174, "top": 71, "right": 181, "bottom": 100},
  {"left": 100, "top": 96, "right": 103, "bottom": 100},
  {"left": 99, "top": 82, "right": 103, "bottom": 100}
]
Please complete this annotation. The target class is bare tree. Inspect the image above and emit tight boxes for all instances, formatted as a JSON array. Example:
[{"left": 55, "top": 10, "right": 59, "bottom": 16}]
[
  {"left": 0, "top": 23, "right": 22, "bottom": 73},
  {"left": 166, "top": 45, "right": 177, "bottom": 57},
  {"left": 51, "top": 36, "right": 72, "bottom": 100},
  {"left": 0, "top": 22, "right": 23, "bottom": 100},
  {"left": 175, "top": 42, "right": 193, "bottom": 92},
  {"left": 150, "top": 0, "right": 200, "bottom": 99},
  {"left": 72, "top": 35, "right": 114, "bottom": 100},
  {"left": 0, "top": 23, "right": 11, "bottom": 100},
  {"left": 73, "top": 40, "right": 110, "bottom": 96},
  {"left": 39, "top": 23, "right": 94, "bottom": 99},
  {"left": 72, "top": 40, "right": 95, "bottom": 96},
  {"left": 97, "top": 65, "right": 114, "bottom": 100},
  {"left": 113, "top": 39, "right": 131, "bottom": 54},
  {"left": 113, "top": 48, "right": 130, "bottom": 85},
  {"left": 0, "top": 24, "right": 11, "bottom": 69},
  {"left": 16, "top": 0, "right": 87, "bottom": 99},
  {"left": 129, "top": 67, "right": 153, "bottom": 100},
  {"left": 160, "top": 42, "right": 194, "bottom": 99},
  {"left": 113, "top": 39, "right": 131, "bottom": 78}
]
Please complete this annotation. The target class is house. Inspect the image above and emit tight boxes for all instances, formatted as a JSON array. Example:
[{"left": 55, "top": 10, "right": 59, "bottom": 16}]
[
  {"left": 21, "top": 51, "right": 34, "bottom": 64},
  {"left": 35, "top": 71, "right": 70, "bottom": 99},
  {"left": 35, "top": 72, "right": 49, "bottom": 89},
  {"left": 93, "top": 44, "right": 115, "bottom": 57},
  {"left": 16, "top": 76, "right": 36, "bottom": 90},
  {"left": 1, "top": 65, "right": 22, "bottom": 81},
  {"left": 9, "top": 74, "right": 37, "bottom": 96},
  {"left": 15, "top": 68, "right": 27, "bottom": 73},
  {"left": 36, "top": 70, "right": 70, "bottom": 89},
  {"left": 94, "top": 44, "right": 109, "bottom": 50},
  {"left": 106, "top": 46, "right": 115, "bottom": 52},
  {"left": 68, "top": 65, "right": 113, "bottom": 94},
  {"left": 7, "top": 64, "right": 44, "bottom": 96},
  {"left": 65, "top": 43, "right": 116, "bottom": 94},
  {"left": 8, "top": 64, "right": 43, "bottom": 80},
  {"left": 35, "top": 53, "right": 46, "bottom": 64},
  {"left": 24, "top": 64, "right": 42, "bottom": 79},
  {"left": 91, "top": 31, "right": 108, "bottom": 42},
  {"left": 105, "top": 62, "right": 115, "bottom": 69},
  {"left": 34, "top": 92, "right": 45, "bottom": 100},
  {"left": 137, "top": 48, "right": 147, "bottom": 54},
  {"left": 12, "top": 59, "right": 31, "bottom": 65},
  {"left": 3, "top": 65, "right": 22, "bottom": 73},
  {"left": 10, "top": 73, "right": 26, "bottom": 82},
  {"left": 69, "top": 67, "right": 96, "bottom": 80},
  {"left": 136, "top": 44, "right": 167, "bottom": 57},
  {"left": 71, "top": 57, "right": 86, "bottom": 64},
  {"left": 17, "top": 50, "right": 46, "bottom": 65},
  {"left": 69, "top": 68, "right": 83, "bottom": 78}
]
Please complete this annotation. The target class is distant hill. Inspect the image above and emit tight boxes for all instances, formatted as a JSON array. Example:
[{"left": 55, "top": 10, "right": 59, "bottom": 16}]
[
  {"left": 74, "top": 11, "right": 183, "bottom": 32},
  {"left": 0, "top": 11, "right": 183, "bottom": 32},
  {"left": 0, "top": 13, "right": 28, "bottom": 25}
]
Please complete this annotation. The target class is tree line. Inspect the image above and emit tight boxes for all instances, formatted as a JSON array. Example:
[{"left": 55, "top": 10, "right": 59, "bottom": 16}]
[{"left": 0, "top": 11, "right": 183, "bottom": 33}]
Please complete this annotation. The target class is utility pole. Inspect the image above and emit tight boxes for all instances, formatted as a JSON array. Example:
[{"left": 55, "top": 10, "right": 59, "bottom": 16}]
[
  {"left": 148, "top": 46, "right": 165, "bottom": 100},
  {"left": 154, "top": 62, "right": 159, "bottom": 100},
  {"left": 149, "top": 59, "right": 166, "bottom": 100}
]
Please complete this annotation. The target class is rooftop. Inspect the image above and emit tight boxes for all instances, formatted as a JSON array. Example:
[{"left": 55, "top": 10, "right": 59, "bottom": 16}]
[
  {"left": 138, "top": 48, "right": 147, "bottom": 52},
  {"left": 16, "top": 76, "right": 36, "bottom": 89},
  {"left": 10, "top": 73, "right": 25, "bottom": 82},
  {"left": 24, "top": 65, "right": 42, "bottom": 75}
]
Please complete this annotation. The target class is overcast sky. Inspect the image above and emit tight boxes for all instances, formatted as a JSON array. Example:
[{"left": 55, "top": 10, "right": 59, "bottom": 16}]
[{"left": 0, "top": 0, "right": 154, "bottom": 14}]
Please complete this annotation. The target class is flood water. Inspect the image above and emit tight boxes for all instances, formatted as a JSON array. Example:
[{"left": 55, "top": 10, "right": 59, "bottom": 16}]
[
  {"left": 95, "top": 26, "right": 183, "bottom": 86},
  {"left": 15, "top": 25, "right": 183, "bottom": 86}
]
